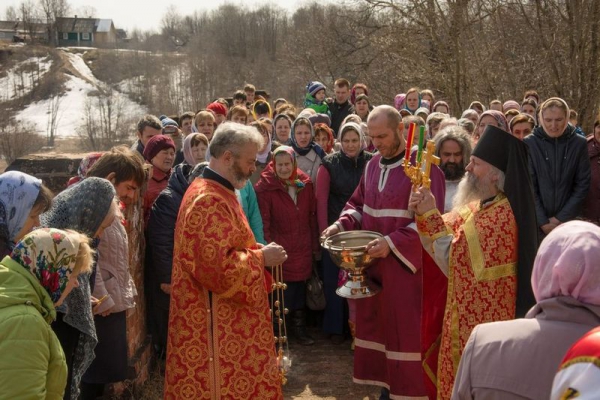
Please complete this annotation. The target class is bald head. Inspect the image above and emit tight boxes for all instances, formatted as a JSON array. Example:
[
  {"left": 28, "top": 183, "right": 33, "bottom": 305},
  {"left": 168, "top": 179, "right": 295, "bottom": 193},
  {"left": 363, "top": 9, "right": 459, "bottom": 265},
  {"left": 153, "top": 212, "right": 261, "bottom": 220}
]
[{"left": 368, "top": 105, "right": 402, "bottom": 132}]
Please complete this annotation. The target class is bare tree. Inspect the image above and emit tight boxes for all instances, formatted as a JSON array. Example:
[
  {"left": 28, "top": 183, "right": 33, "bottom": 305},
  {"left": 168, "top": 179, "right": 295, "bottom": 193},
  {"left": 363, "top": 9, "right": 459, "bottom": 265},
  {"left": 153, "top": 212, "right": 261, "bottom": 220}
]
[
  {"left": 39, "top": 0, "right": 70, "bottom": 45},
  {"left": 78, "top": 89, "right": 137, "bottom": 150},
  {"left": 0, "top": 121, "right": 44, "bottom": 164},
  {"left": 46, "top": 94, "right": 61, "bottom": 146},
  {"left": 5, "top": 6, "right": 18, "bottom": 21}
]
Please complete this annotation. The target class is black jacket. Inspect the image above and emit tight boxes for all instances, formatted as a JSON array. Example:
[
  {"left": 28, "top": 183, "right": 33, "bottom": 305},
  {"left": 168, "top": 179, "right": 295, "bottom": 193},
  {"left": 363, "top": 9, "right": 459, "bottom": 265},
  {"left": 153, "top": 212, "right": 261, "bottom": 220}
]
[
  {"left": 147, "top": 163, "right": 193, "bottom": 288},
  {"left": 327, "top": 99, "right": 355, "bottom": 136},
  {"left": 524, "top": 124, "right": 591, "bottom": 227},
  {"left": 321, "top": 150, "right": 372, "bottom": 225}
]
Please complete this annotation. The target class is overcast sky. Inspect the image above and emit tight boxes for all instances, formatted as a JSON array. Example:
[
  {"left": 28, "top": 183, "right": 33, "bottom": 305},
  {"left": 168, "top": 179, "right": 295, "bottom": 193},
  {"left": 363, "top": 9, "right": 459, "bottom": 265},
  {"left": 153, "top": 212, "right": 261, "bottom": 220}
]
[{"left": 3, "top": 0, "right": 316, "bottom": 32}]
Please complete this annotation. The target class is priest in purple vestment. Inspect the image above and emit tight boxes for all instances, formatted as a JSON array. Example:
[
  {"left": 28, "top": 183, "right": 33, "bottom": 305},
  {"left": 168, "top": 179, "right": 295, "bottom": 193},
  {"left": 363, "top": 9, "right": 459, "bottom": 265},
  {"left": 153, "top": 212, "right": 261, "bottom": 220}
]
[{"left": 322, "top": 105, "right": 446, "bottom": 399}]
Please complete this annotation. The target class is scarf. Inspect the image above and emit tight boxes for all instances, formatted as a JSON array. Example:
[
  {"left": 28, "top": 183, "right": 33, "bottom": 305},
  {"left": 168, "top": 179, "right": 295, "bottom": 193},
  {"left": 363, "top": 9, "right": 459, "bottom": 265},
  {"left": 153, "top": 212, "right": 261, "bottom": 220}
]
[
  {"left": 257, "top": 131, "right": 273, "bottom": 164},
  {"left": 290, "top": 117, "right": 326, "bottom": 159},
  {"left": 11, "top": 228, "right": 80, "bottom": 304},
  {"left": 272, "top": 146, "right": 305, "bottom": 189},
  {"left": 183, "top": 132, "right": 206, "bottom": 166},
  {"left": 0, "top": 171, "right": 42, "bottom": 245},
  {"left": 40, "top": 177, "right": 116, "bottom": 400},
  {"left": 339, "top": 122, "right": 365, "bottom": 155},
  {"left": 539, "top": 97, "right": 570, "bottom": 136},
  {"left": 477, "top": 110, "right": 509, "bottom": 132},
  {"left": 532, "top": 221, "right": 600, "bottom": 305},
  {"left": 404, "top": 92, "right": 422, "bottom": 113}
]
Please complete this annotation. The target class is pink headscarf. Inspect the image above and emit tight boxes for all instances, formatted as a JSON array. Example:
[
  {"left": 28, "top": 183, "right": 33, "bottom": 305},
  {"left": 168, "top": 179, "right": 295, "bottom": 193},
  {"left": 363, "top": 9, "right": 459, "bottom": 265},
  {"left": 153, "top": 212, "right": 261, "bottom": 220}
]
[
  {"left": 502, "top": 100, "right": 520, "bottom": 113},
  {"left": 476, "top": 110, "right": 509, "bottom": 132},
  {"left": 394, "top": 93, "right": 406, "bottom": 110},
  {"left": 532, "top": 221, "right": 600, "bottom": 305}
]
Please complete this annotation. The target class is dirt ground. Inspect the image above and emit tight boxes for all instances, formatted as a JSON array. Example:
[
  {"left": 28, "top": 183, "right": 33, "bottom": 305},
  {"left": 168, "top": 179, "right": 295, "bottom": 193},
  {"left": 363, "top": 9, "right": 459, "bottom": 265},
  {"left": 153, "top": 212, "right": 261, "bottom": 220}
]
[{"left": 139, "top": 328, "right": 381, "bottom": 400}]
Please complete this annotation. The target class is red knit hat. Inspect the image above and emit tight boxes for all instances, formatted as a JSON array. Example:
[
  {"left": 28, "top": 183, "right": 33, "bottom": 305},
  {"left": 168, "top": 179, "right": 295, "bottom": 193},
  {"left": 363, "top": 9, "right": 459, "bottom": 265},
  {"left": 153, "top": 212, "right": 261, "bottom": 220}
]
[
  {"left": 206, "top": 102, "right": 227, "bottom": 116},
  {"left": 143, "top": 135, "right": 175, "bottom": 162}
]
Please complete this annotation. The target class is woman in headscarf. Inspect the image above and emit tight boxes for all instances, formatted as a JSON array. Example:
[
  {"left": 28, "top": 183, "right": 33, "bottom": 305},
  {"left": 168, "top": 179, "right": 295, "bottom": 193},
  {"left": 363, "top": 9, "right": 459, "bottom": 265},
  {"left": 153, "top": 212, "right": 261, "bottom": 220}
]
[
  {"left": 273, "top": 113, "right": 293, "bottom": 145},
  {"left": 0, "top": 171, "right": 53, "bottom": 258},
  {"left": 67, "top": 152, "right": 104, "bottom": 187},
  {"left": 41, "top": 177, "right": 119, "bottom": 400},
  {"left": 472, "top": 110, "right": 509, "bottom": 145},
  {"left": 432, "top": 100, "right": 450, "bottom": 115},
  {"left": 404, "top": 87, "right": 422, "bottom": 114},
  {"left": 394, "top": 93, "right": 406, "bottom": 111},
  {"left": 523, "top": 97, "right": 590, "bottom": 237},
  {"left": 290, "top": 116, "right": 326, "bottom": 185},
  {"left": 0, "top": 228, "right": 94, "bottom": 400},
  {"left": 316, "top": 122, "right": 373, "bottom": 345},
  {"left": 182, "top": 132, "right": 208, "bottom": 167},
  {"left": 255, "top": 146, "right": 319, "bottom": 346},
  {"left": 313, "top": 123, "right": 335, "bottom": 155},
  {"left": 453, "top": 221, "right": 600, "bottom": 400}
]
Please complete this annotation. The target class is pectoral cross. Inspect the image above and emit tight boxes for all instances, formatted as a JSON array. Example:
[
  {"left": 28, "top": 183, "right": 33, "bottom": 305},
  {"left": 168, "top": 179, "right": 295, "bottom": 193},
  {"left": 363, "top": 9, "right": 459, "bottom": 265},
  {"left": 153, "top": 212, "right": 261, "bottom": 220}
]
[{"left": 421, "top": 140, "right": 440, "bottom": 189}]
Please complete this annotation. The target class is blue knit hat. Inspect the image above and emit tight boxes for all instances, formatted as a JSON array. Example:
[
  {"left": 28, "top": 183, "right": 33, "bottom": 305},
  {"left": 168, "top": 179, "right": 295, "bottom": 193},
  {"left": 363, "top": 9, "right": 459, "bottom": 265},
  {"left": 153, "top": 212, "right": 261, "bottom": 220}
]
[
  {"left": 160, "top": 116, "right": 179, "bottom": 128},
  {"left": 307, "top": 81, "right": 326, "bottom": 97}
]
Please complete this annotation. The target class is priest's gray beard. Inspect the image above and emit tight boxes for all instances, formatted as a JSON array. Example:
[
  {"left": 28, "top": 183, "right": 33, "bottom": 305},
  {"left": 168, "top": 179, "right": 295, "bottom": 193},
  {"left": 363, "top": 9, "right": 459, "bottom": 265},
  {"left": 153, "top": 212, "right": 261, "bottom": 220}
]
[{"left": 452, "top": 171, "right": 493, "bottom": 211}]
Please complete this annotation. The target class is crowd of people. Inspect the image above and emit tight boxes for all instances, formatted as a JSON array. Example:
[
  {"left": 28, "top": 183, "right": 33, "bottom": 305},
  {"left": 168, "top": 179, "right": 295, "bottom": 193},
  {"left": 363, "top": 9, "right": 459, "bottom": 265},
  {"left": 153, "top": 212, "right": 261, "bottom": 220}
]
[{"left": 0, "top": 78, "right": 598, "bottom": 400}]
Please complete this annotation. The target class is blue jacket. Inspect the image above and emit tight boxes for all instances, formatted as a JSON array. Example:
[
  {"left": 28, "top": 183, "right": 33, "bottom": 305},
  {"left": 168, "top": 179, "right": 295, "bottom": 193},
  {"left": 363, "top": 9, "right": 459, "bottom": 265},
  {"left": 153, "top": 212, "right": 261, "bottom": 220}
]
[{"left": 237, "top": 180, "right": 266, "bottom": 245}]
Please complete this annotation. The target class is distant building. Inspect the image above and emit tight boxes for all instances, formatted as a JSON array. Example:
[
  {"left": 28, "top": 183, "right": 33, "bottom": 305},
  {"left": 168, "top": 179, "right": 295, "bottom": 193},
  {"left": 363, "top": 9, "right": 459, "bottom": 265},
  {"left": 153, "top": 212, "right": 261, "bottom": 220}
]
[
  {"left": 55, "top": 17, "right": 117, "bottom": 47},
  {"left": 0, "top": 20, "right": 48, "bottom": 43}
]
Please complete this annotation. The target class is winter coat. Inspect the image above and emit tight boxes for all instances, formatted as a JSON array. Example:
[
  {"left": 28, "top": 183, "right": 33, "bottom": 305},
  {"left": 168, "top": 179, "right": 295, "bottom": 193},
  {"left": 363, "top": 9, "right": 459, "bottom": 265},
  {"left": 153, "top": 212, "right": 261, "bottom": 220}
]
[
  {"left": 320, "top": 150, "right": 373, "bottom": 226},
  {"left": 453, "top": 297, "right": 600, "bottom": 400},
  {"left": 92, "top": 217, "right": 137, "bottom": 314},
  {"left": 255, "top": 166, "right": 319, "bottom": 282},
  {"left": 304, "top": 93, "right": 331, "bottom": 116},
  {"left": 296, "top": 148, "right": 322, "bottom": 187},
  {"left": 327, "top": 98, "right": 355, "bottom": 136},
  {"left": 147, "top": 164, "right": 194, "bottom": 292},
  {"left": 0, "top": 256, "right": 67, "bottom": 399},
  {"left": 143, "top": 166, "right": 171, "bottom": 225},
  {"left": 582, "top": 135, "right": 600, "bottom": 224},
  {"left": 524, "top": 124, "right": 591, "bottom": 228}
]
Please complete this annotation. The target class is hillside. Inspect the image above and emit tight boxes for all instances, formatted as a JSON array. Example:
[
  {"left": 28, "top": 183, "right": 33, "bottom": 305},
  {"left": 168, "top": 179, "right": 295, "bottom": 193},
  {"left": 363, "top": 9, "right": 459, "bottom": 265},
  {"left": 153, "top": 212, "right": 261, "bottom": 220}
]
[{"left": 0, "top": 43, "right": 147, "bottom": 141}]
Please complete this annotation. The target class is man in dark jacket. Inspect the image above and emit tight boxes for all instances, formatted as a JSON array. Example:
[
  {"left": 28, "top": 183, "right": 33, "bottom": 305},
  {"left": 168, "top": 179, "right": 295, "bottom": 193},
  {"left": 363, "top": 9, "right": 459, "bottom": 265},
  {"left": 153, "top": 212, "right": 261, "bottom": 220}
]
[
  {"left": 146, "top": 162, "right": 207, "bottom": 356},
  {"left": 524, "top": 97, "right": 591, "bottom": 237},
  {"left": 327, "top": 78, "right": 354, "bottom": 136},
  {"left": 131, "top": 114, "right": 162, "bottom": 157}
]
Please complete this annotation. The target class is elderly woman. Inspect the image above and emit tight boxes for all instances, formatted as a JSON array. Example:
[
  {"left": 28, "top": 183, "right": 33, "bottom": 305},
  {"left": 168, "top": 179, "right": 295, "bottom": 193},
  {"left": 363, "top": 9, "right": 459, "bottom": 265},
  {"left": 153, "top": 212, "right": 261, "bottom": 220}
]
[
  {"left": 290, "top": 116, "right": 326, "bottom": 185},
  {"left": 142, "top": 135, "right": 176, "bottom": 224},
  {"left": 41, "top": 178, "right": 119, "bottom": 400},
  {"left": 0, "top": 228, "right": 94, "bottom": 400},
  {"left": 453, "top": 221, "right": 600, "bottom": 400},
  {"left": 255, "top": 146, "right": 319, "bottom": 346},
  {"left": 316, "top": 122, "right": 373, "bottom": 343},
  {"left": 0, "top": 171, "right": 53, "bottom": 257}
]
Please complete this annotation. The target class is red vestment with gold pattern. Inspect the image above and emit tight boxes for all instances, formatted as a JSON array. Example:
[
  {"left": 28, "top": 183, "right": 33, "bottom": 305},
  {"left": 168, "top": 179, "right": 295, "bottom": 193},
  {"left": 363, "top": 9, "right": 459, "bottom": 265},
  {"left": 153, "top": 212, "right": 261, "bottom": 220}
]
[
  {"left": 416, "top": 193, "right": 518, "bottom": 400},
  {"left": 164, "top": 178, "right": 282, "bottom": 400}
]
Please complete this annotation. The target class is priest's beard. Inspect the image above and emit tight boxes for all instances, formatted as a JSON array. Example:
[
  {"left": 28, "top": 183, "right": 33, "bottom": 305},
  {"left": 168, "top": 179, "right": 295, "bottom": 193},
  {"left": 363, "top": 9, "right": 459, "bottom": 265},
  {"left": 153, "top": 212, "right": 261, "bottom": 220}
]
[
  {"left": 230, "top": 158, "right": 252, "bottom": 189},
  {"left": 452, "top": 171, "right": 493, "bottom": 211},
  {"left": 441, "top": 162, "right": 465, "bottom": 181}
]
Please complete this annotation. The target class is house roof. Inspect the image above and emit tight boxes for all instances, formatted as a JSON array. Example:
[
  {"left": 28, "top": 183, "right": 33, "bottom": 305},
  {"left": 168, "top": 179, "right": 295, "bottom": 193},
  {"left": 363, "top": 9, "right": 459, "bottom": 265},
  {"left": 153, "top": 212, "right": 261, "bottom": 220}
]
[
  {"left": 0, "top": 20, "right": 48, "bottom": 34},
  {"left": 55, "top": 17, "right": 114, "bottom": 33},
  {"left": 95, "top": 19, "right": 113, "bottom": 32}
]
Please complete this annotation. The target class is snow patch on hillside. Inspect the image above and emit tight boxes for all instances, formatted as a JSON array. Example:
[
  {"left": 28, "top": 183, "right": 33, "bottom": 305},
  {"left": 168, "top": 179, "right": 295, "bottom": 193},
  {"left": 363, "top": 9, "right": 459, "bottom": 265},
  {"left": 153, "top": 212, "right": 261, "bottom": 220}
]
[{"left": 0, "top": 57, "right": 52, "bottom": 102}]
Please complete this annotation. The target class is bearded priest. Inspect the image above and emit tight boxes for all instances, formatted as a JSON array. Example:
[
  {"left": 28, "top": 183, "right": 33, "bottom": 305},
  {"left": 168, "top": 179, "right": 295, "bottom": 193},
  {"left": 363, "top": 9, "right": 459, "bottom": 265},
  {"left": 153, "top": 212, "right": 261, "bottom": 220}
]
[{"left": 408, "top": 124, "right": 539, "bottom": 399}]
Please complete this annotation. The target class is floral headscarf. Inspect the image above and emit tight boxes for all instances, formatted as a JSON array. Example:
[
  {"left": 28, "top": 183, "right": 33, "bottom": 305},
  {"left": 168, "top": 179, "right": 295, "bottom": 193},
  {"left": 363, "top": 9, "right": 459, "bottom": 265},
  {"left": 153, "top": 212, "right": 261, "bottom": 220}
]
[
  {"left": 11, "top": 228, "right": 81, "bottom": 304},
  {"left": 0, "top": 171, "right": 42, "bottom": 243},
  {"left": 272, "top": 146, "right": 304, "bottom": 189},
  {"left": 394, "top": 93, "right": 406, "bottom": 110},
  {"left": 476, "top": 110, "right": 509, "bottom": 132}
]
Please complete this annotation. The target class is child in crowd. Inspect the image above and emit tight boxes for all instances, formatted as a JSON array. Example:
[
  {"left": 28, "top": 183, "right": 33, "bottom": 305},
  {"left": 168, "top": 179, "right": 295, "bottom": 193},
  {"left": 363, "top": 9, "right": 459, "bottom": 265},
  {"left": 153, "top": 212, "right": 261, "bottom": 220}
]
[{"left": 304, "top": 81, "right": 330, "bottom": 116}]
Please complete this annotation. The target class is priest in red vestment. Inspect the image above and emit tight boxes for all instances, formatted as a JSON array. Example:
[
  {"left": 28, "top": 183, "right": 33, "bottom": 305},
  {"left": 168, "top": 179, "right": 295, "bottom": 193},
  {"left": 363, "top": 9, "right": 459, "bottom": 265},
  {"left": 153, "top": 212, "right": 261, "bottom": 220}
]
[
  {"left": 322, "top": 105, "right": 446, "bottom": 399},
  {"left": 409, "top": 125, "right": 538, "bottom": 399},
  {"left": 164, "top": 122, "right": 288, "bottom": 400}
]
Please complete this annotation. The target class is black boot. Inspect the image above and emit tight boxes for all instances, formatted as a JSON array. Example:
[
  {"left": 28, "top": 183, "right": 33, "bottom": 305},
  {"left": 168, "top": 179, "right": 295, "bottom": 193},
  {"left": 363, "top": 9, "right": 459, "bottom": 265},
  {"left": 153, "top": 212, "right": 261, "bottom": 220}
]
[{"left": 291, "top": 310, "right": 315, "bottom": 346}]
